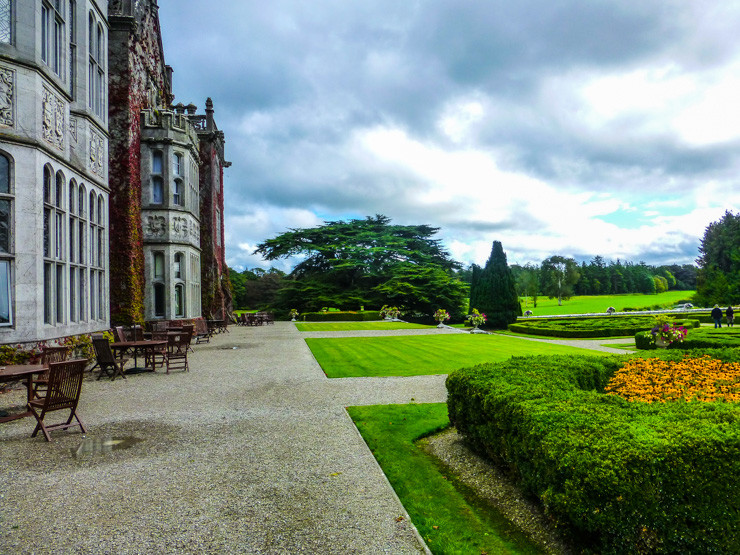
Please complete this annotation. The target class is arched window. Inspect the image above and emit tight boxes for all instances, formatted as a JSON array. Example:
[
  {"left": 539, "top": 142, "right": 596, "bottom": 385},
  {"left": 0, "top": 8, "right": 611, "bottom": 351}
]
[
  {"left": 88, "top": 10, "right": 105, "bottom": 118},
  {"left": 174, "top": 284, "right": 184, "bottom": 317},
  {"left": 153, "top": 282, "right": 165, "bottom": 317},
  {"left": 174, "top": 252, "right": 182, "bottom": 279},
  {"left": 42, "top": 0, "right": 66, "bottom": 77},
  {"left": 0, "top": 152, "right": 13, "bottom": 326},
  {"left": 173, "top": 179, "right": 183, "bottom": 206},
  {"left": 151, "top": 151, "right": 163, "bottom": 204}
]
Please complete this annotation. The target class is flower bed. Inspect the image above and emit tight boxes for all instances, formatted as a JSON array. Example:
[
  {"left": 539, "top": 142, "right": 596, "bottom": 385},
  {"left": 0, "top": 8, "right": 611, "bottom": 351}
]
[
  {"left": 446, "top": 350, "right": 740, "bottom": 553},
  {"left": 636, "top": 327, "right": 740, "bottom": 350},
  {"left": 510, "top": 316, "right": 699, "bottom": 338},
  {"left": 606, "top": 355, "right": 740, "bottom": 403}
]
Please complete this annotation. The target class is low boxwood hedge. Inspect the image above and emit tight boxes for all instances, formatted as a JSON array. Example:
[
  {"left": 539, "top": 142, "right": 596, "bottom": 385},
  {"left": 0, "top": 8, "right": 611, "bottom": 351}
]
[
  {"left": 300, "top": 310, "right": 381, "bottom": 322},
  {"left": 446, "top": 351, "right": 740, "bottom": 553},
  {"left": 636, "top": 327, "right": 740, "bottom": 350},
  {"left": 509, "top": 316, "right": 699, "bottom": 338}
]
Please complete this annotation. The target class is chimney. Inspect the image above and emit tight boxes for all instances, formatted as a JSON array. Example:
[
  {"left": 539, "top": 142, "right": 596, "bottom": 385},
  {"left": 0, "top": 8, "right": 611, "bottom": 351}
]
[{"left": 205, "top": 97, "right": 214, "bottom": 131}]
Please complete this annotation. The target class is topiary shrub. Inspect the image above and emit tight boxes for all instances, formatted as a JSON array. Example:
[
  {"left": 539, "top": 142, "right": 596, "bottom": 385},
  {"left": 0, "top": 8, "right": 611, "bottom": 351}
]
[{"left": 446, "top": 351, "right": 740, "bottom": 554}]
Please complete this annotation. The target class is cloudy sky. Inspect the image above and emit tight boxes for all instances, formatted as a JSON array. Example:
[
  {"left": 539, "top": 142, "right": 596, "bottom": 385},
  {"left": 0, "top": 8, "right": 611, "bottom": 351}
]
[{"left": 158, "top": 1, "right": 740, "bottom": 272}]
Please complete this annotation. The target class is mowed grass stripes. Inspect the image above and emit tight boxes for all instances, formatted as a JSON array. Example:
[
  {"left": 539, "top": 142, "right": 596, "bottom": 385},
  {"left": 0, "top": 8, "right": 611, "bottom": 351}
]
[
  {"left": 306, "top": 333, "right": 611, "bottom": 378},
  {"left": 296, "top": 322, "right": 432, "bottom": 331}
]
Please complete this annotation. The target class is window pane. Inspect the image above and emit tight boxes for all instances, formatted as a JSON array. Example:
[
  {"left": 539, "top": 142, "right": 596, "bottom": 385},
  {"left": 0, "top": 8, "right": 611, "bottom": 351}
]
[
  {"left": 78, "top": 268, "right": 85, "bottom": 320},
  {"left": 174, "top": 253, "right": 181, "bottom": 278},
  {"left": 154, "top": 283, "right": 165, "bottom": 316},
  {"left": 0, "top": 199, "right": 9, "bottom": 253},
  {"left": 0, "top": 154, "right": 8, "bottom": 194},
  {"left": 43, "top": 209, "right": 51, "bottom": 257},
  {"left": 56, "top": 264, "right": 64, "bottom": 323},
  {"left": 152, "top": 177, "right": 163, "bottom": 204},
  {"left": 152, "top": 151, "right": 163, "bottom": 174},
  {"left": 0, "top": 260, "right": 10, "bottom": 324},
  {"left": 154, "top": 252, "right": 164, "bottom": 278},
  {"left": 69, "top": 266, "right": 76, "bottom": 321},
  {"left": 44, "top": 263, "right": 53, "bottom": 323},
  {"left": 0, "top": 0, "right": 11, "bottom": 44},
  {"left": 68, "top": 216, "right": 75, "bottom": 262}
]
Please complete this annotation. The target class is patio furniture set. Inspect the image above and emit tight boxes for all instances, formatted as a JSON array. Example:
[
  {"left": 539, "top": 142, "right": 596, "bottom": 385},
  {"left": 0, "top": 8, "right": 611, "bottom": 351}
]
[
  {"left": 0, "top": 319, "right": 220, "bottom": 441},
  {"left": 235, "top": 312, "right": 274, "bottom": 326}
]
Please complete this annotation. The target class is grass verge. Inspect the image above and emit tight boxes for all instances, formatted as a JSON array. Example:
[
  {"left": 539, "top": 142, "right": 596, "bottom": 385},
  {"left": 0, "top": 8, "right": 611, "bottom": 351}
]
[
  {"left": 307, "top": 333, "right": 612, "bottom": 378},
  {"left": 348, "top": 403, "right": 541, "bottom": 555},
  {"left": 296, "top": 322, "right": 432, "bottom": 332}
]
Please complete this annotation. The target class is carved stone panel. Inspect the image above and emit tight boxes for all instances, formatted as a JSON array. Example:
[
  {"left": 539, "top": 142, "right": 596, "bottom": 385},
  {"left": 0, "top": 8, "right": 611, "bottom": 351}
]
[
  {"left": 0, "top": 66, "right": 13, "bottom": 128},
  {"left": 42, "top": 87, "right": 65, "bottom": 150},
  {"left": 69, "top": 117, "right": 78, "bottom": 143},
  {"left": 144, "top": 215, "right": 167, "bottom": 238},
  {"left": 89, "top": 130, "right": 105, "bottom": 176}
]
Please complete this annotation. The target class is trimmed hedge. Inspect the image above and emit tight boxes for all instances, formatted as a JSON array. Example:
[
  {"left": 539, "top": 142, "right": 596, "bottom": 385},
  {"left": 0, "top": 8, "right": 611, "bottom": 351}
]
[
  {"left": 446, "top": 351, "right": 740, "bottom": 554},
  {"left": 636, "top": 327, "right": 740, "bottom": 350},
  {"left": 509, "top": 316, "right": 700, "bottom": 338},
  {"left": 300, "top": 310, "right": 382, "bottom": 322}
]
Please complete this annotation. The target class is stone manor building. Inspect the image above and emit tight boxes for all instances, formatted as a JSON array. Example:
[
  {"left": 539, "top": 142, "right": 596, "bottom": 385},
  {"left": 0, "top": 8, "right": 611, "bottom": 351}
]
[{"left": 0, "top": 0, "right": 231, "bottom": 347}]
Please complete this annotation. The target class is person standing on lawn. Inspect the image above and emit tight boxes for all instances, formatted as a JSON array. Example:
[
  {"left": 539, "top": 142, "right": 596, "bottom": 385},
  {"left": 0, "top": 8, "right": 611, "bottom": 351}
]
[
  {"left": 711, "top": 305, "right": 723, "bottom": 328},
  {"left": 727, "top": 305, "right": 735, "bottom": 327}
]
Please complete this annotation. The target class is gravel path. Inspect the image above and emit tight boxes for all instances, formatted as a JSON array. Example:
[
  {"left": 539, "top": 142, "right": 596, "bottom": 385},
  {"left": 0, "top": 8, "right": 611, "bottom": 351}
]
[
  {"left": 0, "top": 323, "right": 627, "bottom": 554},
  {"left": 0, "top": 323, "right": 442, "bottom": 554}
]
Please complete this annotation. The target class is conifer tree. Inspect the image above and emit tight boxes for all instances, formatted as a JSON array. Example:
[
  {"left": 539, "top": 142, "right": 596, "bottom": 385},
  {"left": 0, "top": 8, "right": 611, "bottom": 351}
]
[{"left": 470, "top": 241, "right": 522, "bottom": 328}]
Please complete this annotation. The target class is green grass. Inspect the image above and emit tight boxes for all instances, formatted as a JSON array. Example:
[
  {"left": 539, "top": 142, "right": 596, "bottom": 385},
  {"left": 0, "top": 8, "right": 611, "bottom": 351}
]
[
  {"left": 348, "top": 403, "right": 542, "bottom": 554},
  {"left": 306, "top": 334, "right": 611, "bottom": 378},
  {"left": 519, "top": 290, "right": 694, "bottom": 316},
  {"left": 296, "top": 322, "right": 432, "bottom": 332}
]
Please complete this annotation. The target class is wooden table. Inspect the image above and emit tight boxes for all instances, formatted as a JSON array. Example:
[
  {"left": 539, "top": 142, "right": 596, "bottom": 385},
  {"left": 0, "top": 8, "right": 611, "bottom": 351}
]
[
  {"left": 0, "top": 364, "right": 47, "bottom": 423},
  {"left": 110, "top": 340, "right": 167, "bottom": 372}
]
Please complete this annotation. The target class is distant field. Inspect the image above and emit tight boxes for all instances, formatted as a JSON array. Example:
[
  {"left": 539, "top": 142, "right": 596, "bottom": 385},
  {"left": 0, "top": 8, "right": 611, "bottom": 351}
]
[
  {"left": 296, "top": 322, "right": 431, "bottom": 332},
  {"left": 306, "top": 334, "right": 612, "bottom": 378},
  {"left": 518, "top": 291, "right": 695, "bottom": 316}
]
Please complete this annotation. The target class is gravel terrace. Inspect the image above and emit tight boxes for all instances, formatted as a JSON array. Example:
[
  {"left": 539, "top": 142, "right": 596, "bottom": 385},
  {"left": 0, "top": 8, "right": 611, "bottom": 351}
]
[{"left": 0, "top": 322, "right": 626, "bottom": 554}]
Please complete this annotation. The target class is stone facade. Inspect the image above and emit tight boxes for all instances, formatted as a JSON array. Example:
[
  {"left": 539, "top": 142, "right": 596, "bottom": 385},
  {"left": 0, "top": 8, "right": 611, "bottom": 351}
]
[
  {"left": 0, "top": 0, "right": 230, "bottom": 348},
  {"left": 108, "top": 0, "right": 230, "bottom": 325},
  {"left": 140, "top": 108, "right": 202, "bottom": 320},
  {"left": 0, "top": 0, "right": 110, "bottom": 344},
  {"left": 188, "top": 99, "right": 232, "bottom": 320}
]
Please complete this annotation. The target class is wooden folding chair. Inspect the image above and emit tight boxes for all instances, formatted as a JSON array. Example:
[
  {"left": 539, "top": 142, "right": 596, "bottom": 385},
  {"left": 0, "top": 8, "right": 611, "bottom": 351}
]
[
  {"left": 27, "top": 359, "right": 88, "bottom": 441},
  {"left": 32, "top": 345, "right": 71, "bottom": 398},
  {"left": 194, "top": 319, "right": 210, "bottom": 344},
  {"left": 92, "top": 336, "right": 128, "bottom": 381},
  {"left": 146, "top": 331, "right": 168, "bottom": 370},
  {"left": 165, "top": 332, "right": 189, "bottom": 373}
]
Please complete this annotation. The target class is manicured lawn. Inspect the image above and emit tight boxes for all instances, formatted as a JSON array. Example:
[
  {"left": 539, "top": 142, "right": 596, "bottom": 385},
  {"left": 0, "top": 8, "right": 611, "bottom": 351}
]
[
  {"left": 306, "top": 333, "right": 611, "bottom": 378},
  {"left": 519, "top": 290, "right": 694, "bottom": 316},
  {"left": 296, "top": 322, "right": 432, "bottom": 332},
  {"left": 348, "top": 404, "right": 541, "bottom": 554}
]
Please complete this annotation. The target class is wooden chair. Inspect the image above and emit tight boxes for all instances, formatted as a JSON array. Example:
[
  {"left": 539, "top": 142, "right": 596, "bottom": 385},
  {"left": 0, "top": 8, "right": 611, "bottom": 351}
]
[
  {"left": 92, "top": 336, "right": 128, "bottom": 381},
  {"left": 126, "top": 325, "right": 144, "bottom": 341},
  {"left": 264, "top": 312, "right": 275, "bottom": 325},
  {"left": 146, "top": 331, "right": 168, "bottom": 370},
  {"left": 180, "top": 324, "right": 195, "bottom": 353},
  {"left": 27, "top": 359, "right": 88, "bottom": 441},
  {"left": 165, "top": 332, "right": 190, "bottom": 373},
  {"left": 194, "top": 319, "right": 210, "bottom": 344},
  {"left": 32, "top": 345, "right": 71, "bottom": 398},
  {"left": 114, "top": 326, "right": 127, "bottom": 343}
]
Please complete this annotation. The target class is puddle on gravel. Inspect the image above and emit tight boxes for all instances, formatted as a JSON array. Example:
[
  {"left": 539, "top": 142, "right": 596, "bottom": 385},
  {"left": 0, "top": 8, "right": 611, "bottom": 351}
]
[{"left": 71, "top": 436, "right": 143, "bottom": 458}]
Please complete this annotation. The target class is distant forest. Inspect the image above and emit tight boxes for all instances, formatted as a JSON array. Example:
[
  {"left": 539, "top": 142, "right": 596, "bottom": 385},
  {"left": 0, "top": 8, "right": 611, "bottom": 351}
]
[{"left": 457, "top": 257, "right": 697, "bottom": 297}]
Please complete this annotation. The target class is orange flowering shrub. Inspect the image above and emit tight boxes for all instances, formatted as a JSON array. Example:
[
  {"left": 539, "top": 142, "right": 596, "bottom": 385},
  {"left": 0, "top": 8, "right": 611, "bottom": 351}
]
[{"left": 606, "top": 355, "right": 740, "bottom": 403}]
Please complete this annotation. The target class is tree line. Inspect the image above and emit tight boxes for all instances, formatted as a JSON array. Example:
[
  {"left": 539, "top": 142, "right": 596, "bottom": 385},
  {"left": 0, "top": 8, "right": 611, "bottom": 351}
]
[{"left": 228, "top": 211, "right": 738, "bottom": 321}]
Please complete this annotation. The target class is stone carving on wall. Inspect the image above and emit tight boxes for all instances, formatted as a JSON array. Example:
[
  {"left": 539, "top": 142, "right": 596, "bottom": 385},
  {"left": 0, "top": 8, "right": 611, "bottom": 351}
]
[
  {"left": 42, "top": 87, "right": 65, "bottom": 150},
  {"left": 0, "top": 66, "right": 13, "bottom": 128},
  {"left": 191, "top": 221, "right": 200, "bottom": 242},
  {"left": 172, "top": 216, "right": 189, "bottom": 238},
  {"left": 69, "top": 117, "right": 78, "bottom": 143},
  {"left": 144, "top": 215, "right": 166, "bottom": 237},
  {"left": 89, "top": 131, "right": 105, "bottom": 176}
]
